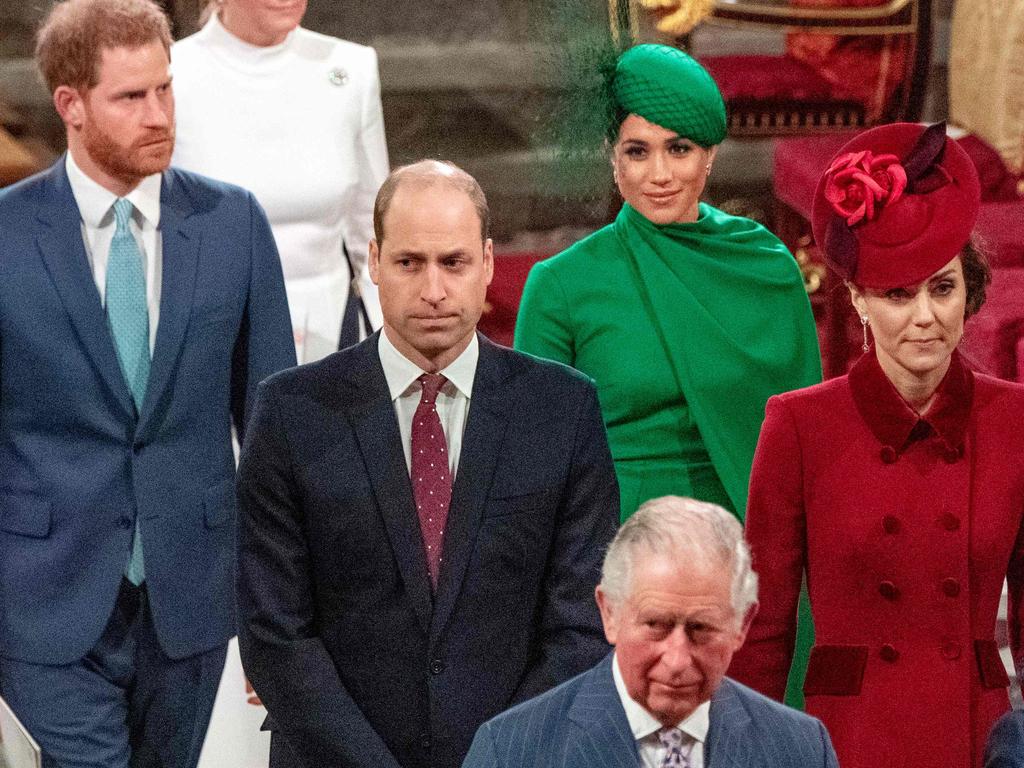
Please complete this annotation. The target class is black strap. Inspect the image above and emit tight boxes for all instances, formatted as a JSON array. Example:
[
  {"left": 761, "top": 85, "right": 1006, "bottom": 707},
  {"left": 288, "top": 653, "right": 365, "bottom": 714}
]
[{"left": 339, "top": 240, "right": 373, "bottom": 350}]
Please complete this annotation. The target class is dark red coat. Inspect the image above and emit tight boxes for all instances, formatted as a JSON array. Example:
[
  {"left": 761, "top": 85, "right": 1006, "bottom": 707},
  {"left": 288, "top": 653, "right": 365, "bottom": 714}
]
[{"left": 730, "top": 351, "right": 1024, "bottom": 768}]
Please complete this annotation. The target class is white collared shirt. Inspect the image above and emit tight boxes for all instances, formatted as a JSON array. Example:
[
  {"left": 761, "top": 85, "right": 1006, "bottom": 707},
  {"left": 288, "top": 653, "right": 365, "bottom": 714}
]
[
  {"left": 612, "top": 653, "right": 710, "bottom": 768},
  {"left": 378, "top": 329, "right": 478, "bottom": 478},
  {"left": 65, "top": 151, "right": 163, "bottom": 352}
]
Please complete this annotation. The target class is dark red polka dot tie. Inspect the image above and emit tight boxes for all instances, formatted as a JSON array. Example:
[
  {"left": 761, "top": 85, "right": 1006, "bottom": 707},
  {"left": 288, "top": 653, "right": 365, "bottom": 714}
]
[{"left": 412, "top": 373, "right": 451, "bottom": 589}]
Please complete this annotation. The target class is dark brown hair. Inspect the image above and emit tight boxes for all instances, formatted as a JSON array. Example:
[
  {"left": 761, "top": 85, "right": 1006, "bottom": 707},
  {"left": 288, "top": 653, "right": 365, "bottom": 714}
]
[
  {"left": 35, "top": 0, "right": 172, "bottom": 94},
  {"left": 373, "top": 160, "right": 490, "bottom": 246},
  {"left": 961, "top": 240, "right": 992, "bottom": 319}
]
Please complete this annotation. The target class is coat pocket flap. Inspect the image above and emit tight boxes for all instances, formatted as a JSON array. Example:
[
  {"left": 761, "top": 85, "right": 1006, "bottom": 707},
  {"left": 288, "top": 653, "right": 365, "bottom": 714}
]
[
  {"left": 0, "top": 493, "right": 52, "bottom": 538},
  {"left": 803, "top": 644, "right": 869, "bottom": 696},
  {"left": 975, "top": 639, "right": 1010, "bottom": 689},
  {"left": 203, "top": 478, "right": 237, "bottom": 529}
]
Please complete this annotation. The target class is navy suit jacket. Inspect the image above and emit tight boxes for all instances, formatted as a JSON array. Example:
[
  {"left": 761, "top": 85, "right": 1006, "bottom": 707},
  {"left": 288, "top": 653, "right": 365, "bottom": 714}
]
[
  {"left": 463, "top": 654, "right": 839, "bottom": 768},
  {"left": 236, "top": 334, "right": 619, "bottom": 768},
  {"left": 985, "top": 711, "right": 1024, "bottom": 768},
  {"left": 0, "top": 158, "right": 295, "bottom": 664}
]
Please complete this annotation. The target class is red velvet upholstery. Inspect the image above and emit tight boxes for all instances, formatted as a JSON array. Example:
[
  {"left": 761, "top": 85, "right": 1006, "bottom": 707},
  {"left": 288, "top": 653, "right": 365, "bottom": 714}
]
[
  {"left": 703, "top": 55, "right": 838, "bottom": 102},
  {"left": 477, "top": 252, "right": 546, "bottom": 347}
]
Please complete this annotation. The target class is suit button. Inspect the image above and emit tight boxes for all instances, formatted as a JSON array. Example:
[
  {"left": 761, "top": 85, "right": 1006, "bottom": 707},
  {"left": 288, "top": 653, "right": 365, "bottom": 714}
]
[
  {"left": 878, "top": 581, "right": 900, "bottom": 600},
  {"left": 882, "top": 515, "right": 901, "bottom": 534},
  {"left": 942, "top": 578, "right": 961, "bottom": 597},
  {"left": 879, "top": 644, "right": 899, "bottom": 662},
  {"left": 940, "top": 513, "right": 961, "bottom": 532},
  {"left": 419, "top": 733, "right": 431, "bottom": 749},
  {"left": 429, "top": 659, "right": 445, "bottom": 675},
  {"left": 941, "top": 640, "right": 961, "bottom": 660},
  {"left": 132, "top": 443, "right": 143, "bottom": 455},
  {"left": 119, "top": 515, "right": 132, "bottom": 529},
  {"left": 879, "top": 446, "right": 898, "bottom": 464}
]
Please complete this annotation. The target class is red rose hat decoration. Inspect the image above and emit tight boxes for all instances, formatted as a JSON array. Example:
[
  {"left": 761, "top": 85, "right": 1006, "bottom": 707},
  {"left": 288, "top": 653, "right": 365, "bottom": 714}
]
[{"left": 811, "top": 122, "right": 981, "bottom": 289}]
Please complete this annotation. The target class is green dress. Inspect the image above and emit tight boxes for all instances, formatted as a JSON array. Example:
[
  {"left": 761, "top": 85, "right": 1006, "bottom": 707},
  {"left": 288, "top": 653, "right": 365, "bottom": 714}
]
[{"left": 514, "top": 202, "right": 822, "bottom": 707}]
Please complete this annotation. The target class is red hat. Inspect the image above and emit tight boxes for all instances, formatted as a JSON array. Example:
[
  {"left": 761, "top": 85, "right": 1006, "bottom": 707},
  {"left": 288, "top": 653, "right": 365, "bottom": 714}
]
[{"left": 811, "top": 122, "right": 981, "bottom": 289}]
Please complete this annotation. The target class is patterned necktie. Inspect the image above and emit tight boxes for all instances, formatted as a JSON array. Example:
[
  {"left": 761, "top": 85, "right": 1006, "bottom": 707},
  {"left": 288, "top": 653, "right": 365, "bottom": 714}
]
[
  {"left": 106, "top": 198, "right": 150, "bottom": 585},
  {"left": 658, "top": 727, "right": 694, "bottom": 768},
  {"left": 411, "top": 373, "right": 452, "bottom": 589}
]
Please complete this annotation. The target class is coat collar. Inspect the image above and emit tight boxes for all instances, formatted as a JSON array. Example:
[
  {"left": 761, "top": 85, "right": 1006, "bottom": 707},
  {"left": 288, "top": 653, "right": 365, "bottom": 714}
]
[{"left": 848, "top": 349, "right": 973, "bottom": 457}]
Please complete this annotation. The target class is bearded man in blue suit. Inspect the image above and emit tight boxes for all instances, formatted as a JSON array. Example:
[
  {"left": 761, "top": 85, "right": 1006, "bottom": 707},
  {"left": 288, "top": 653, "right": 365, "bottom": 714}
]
[
  {"left": 0, "top": 1, "right": 295, "bottom": 766},
  {"left": 463, "top": 496, "right": 839, "bottom": 768}
]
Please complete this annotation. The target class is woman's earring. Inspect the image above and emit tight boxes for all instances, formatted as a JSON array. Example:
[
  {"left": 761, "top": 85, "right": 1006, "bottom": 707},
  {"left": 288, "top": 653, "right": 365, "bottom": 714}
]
[
  {"left": 705, "top": 163, "right": 712, "bottom": 175},
  {"left": 860, "top": 315, "right": 870, "bottom": 353}
]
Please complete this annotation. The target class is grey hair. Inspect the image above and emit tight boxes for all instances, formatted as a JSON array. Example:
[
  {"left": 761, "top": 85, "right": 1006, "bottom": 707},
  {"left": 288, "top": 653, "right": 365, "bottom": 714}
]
[{"left": 600, "top": 496, "right": 758, "bottom": 622}]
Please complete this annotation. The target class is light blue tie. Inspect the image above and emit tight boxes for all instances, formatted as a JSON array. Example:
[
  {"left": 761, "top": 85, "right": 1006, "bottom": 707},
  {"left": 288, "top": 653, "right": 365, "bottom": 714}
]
[{"left": 106, "top": 198, "right": 150, "bottom": 584}]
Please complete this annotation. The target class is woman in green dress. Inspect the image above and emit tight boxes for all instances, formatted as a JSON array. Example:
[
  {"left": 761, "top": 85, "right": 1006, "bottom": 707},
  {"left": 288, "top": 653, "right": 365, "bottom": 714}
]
[
  {"left": 515, "top": 43, "right": 822, "bottom": 524},
  {"left": 514, "top": 44, "right": 822, "bottom": 707}
]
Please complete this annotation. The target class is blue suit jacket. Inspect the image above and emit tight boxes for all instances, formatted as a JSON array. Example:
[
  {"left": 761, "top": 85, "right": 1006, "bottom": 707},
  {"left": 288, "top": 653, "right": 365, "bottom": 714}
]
[
  {"left": 0, "top": 158, "right": 295, "bottom": 664},
  {"left": 985, "top": 711, "right": 1024, "bottom": 768},
  {"left": 462, "top": 654, "right": 839, "bottom": 768},
  {"left": 236, "top": 334, "right": 620, "bottom": 768}
]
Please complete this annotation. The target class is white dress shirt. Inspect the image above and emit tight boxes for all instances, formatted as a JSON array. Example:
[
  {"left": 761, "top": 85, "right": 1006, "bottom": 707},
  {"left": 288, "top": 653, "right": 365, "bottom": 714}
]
[
  {"left": 378, "top": 330, "right": 478, "bottom": 478},
  {"left": 612, "top": 654, "right": 711, "bottom": 768},
  {"left": 65, "top": 151, "right": 162, "bottom": 352}
]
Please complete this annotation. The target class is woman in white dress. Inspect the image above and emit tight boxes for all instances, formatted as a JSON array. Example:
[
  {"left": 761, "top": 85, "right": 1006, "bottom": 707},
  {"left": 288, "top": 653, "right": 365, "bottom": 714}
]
[{"left": 172, "top": 0, "right": 389, "bottom": 362}]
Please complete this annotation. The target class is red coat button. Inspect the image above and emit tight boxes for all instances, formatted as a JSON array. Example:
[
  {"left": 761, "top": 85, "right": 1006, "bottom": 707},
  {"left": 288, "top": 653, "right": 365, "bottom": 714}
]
[
  {"left": 942, "top": 578, "right": 961, "bottom": 597},
  {"left": 879, "top": 644, "right": 899, "bottom": 662},
  {"left": 940, "top": 513, "right": 961, "bottom": 531},
  {"left": 942, "top": 445, "right": 961, "bottom": 463},
  {"left": 878, "top": 581, "right": 900, "bottom": 600},
  {"left": 880, "top": 446, "right": 898, "bottom": 464},
  {"left": 882, "top": 515, "right": 901, "bottom": 534},
  {"left": 941, "top": 641, "right": 961, "bottom": 660}
]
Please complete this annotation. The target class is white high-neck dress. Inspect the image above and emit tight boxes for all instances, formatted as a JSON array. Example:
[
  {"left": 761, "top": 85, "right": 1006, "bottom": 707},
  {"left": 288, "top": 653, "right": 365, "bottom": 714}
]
[{"left": 172, "top": 15, "right": 389, "bottom": 362}]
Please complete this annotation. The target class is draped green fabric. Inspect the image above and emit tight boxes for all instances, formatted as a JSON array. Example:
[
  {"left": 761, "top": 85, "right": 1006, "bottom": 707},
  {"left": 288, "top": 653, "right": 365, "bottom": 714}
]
[
  {"left": 515, "top": 202, "right": 821, "bottom": 709},
  {"left": 611, "top": 202, "right": 822, "bottom": 516}
]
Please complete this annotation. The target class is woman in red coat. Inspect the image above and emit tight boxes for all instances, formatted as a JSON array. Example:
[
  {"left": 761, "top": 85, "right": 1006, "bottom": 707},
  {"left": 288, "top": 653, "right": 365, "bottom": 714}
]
[{"left": 729, "top": 122, "right": 1024, "bottom": 768}]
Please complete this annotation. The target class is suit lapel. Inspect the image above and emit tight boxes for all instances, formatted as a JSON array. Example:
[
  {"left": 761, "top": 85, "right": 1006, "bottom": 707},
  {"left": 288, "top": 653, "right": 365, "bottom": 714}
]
[
  {"left": 429, "top": 336, "right": 514, "bottom": 642},
  {"left": 35, "top": 160, "right": 135, "bottom": 418},
  {"left": 347, "top": 339, "right": 433, "bottom": 635},
  {"left": 137, "top": 170, "right": 200, "bottom": 433},
  {"left": 705, "top": 679, "right": 757, "bottom": 768},
  {"left": 567, "top": 655, "right": 640, "bottom": 768}
]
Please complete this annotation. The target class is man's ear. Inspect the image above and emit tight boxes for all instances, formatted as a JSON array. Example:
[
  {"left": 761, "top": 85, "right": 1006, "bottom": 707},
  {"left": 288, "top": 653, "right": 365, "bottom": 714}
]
[
  {"left": 368, "top": 239, "right": 381, "bottom": 286},
  {"left": 53, "top": 85, "right": 85, "bottom": 129},
  {"left": 595, "top": 585, "right": 619, "bottom": 646},
  {"left": 734, "top": 602, "right": 758, "bottom": 649}
]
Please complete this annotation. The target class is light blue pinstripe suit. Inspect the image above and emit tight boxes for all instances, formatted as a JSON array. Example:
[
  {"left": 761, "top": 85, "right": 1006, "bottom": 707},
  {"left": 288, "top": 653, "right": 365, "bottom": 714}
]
[{"left": 462, "top": 654, "right": 838, "bottom": 768}]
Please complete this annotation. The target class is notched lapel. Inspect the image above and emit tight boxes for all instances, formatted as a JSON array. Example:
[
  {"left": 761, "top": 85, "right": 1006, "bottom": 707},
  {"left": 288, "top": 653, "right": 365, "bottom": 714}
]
[
  {"left": 430, "top": 338, "right": 515, "bottom": 641},
  {"left": 705, "top": 680, "right": 757, "bottom": 768},
  {"left": 35, "top": 166, "right": 134, "bottom": 417},
  {"left": 348, "top": 348, "right": 433, "bottom": 635},
  {"left": 567, "top": 657, "right": 640, "bottom": 768},
  {"left": 137, "top": 174, "right": 200, "bottom": 432}
]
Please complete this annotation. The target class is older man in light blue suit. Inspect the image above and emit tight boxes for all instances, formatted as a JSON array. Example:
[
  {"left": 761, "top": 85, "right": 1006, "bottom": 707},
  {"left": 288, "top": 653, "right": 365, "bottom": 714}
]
[{"left": 463, "top": 496, "right": 838, "bottom": 768}]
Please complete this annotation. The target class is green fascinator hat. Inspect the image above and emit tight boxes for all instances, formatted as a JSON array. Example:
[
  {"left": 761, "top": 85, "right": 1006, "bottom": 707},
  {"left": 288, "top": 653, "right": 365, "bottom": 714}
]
[{"left": 613, "top": 44, "right": 727, "bottom": 148}]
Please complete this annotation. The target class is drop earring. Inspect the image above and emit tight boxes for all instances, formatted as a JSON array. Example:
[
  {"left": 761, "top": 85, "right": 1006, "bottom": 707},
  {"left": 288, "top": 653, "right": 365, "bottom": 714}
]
[{"left": 861, "top": 315, "right": 870, "bottom": 353}]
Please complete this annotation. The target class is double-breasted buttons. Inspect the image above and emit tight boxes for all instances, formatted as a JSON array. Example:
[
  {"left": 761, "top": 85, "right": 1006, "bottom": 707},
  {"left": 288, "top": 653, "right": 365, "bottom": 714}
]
[
  {"left": 941, "top": 640, "right": 962, "bottom": 660},
  {"left": 880, "top": 445, "right": 898, "bottom": 464},
  {"left": 940, "top": 513, "right": 961, "bottom": 531},
  {"left": 942, "top": 578, "right": 961, "bottom": 597},
  {"left": 880, "top": 644, "right": 900, "bottom": 662},
  {"left": 878, "top": 581, "right": 900, "bottom": 600},
  {"left": 882, "top": 515, "right": 901, "bottom": 534}
]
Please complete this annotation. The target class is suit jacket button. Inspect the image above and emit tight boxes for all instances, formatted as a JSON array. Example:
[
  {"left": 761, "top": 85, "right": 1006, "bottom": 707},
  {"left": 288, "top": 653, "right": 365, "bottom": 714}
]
[
  {"left": 878, "top": 580, "right": 900, "bottom": 600},
  {"left": 940, "top": 513, "right": 961, "bottom": 531},
  {"left": 941, "top": 641, "right": 961, "bottom": 660},
  {"left": 882, "top": 515, "right": 901, "bottom": 534},
  {"left": 879, "top": 644, "right": 899, "bottom": 662},
  {"left": 420, "top": 733, "right": 431, "bottom": 749},
  {"left": 429, "top": 659, "right": 445, "bottom": 675},
  {"left": 119, "top": 515, "right": 132, "bottom": 529},
  {"left": 942, "top": 577, "right": 961, "bottom": 597},
  {"left": 879, "top": 446, "right": 898, "bottom": 464}
]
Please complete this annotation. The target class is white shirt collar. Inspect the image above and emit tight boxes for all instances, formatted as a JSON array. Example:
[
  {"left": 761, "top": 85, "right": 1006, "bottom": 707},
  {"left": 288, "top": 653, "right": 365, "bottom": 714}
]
[
  {"left": 612, "top": 653, "right": 711, "bottom": 745},
  {"left": 65, "top": 151, "right": 162, "bottom": 229},
  {"left": 378, "top": 329, "right": 478, "bottom": 401}
]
